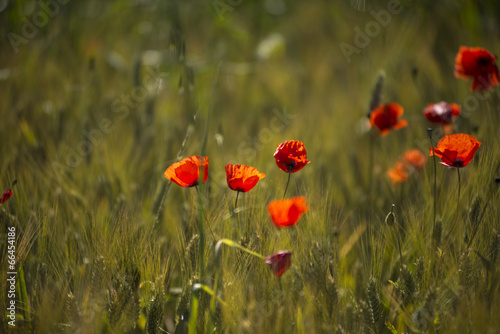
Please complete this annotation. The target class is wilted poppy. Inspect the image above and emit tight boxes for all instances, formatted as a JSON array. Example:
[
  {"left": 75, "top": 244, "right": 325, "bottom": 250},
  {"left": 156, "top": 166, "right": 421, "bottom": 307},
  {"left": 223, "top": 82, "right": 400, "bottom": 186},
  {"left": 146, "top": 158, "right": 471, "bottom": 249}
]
[
  {"left": 455, "top": 46, "right": 499, "bottom": 91},
  {"left": 274, "top": 140, "right": 310, "bottom": 173},
  {"left": 267, "top": 196, "right": 309, "bottom": 228},
  {"left": 430, "top": 134, "right": 481, "bottom": 168},
  {"left": 265, "top": 250, "right": 292, "bottom": 278},
  {"left": 387, "top": 161, "right": 409, "bottom": 185},
  {"left": 0, "top": 189, "right": 13, "bottom": 205},
  {"left": 225, "top": 164, "right": 266, "bottom": 192},
  {"left": 369, "top": 103, "right": 408, "bottom": 136},
  {"left": 164, "top": 155, "right": 209, "bottom": 187}
]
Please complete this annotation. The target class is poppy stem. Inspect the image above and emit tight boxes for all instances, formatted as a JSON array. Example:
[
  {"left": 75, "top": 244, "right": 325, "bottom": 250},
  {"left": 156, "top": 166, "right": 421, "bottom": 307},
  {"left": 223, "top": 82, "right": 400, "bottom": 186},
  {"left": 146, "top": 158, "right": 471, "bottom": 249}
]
[
  {"left": 428, "top": 128, "right": 437, "bottom": 235},
  {"left": 235, "top": 191, "right": 240, "bottom": 210},
  {"left": 442, "top": 167, "right": 462, "bottom": 251},
  {"left": 195, "top": 186, "right": 216, "bottom": 243},
  {"left": 283, "top": 172, "right": 291, "bottom": 198}
]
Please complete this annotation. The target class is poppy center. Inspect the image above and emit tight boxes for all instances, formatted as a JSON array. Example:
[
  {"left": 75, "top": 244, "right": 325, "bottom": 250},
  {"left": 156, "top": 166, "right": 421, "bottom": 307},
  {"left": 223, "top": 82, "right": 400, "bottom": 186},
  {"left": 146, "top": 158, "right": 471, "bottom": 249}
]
[
  {"left": 477, "top": 56, "right": 492, "bottom": 68},
  {"left": 454, "top": 158, "right": 464, "bottom": 168},
  {"left": 286, "top": 160, "right": 297, "bottom": 172}
]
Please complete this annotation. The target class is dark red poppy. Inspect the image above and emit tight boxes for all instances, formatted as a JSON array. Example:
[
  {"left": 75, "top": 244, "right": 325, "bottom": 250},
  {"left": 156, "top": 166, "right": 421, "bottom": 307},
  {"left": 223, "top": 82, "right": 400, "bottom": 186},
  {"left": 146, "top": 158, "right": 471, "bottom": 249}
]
[
  {"left": 267, "top": 196, "right": 309, "bottom": 228},
  {"left": 265, "top": 250, "right": 292, "bottom": 278},
  {"left": 0, "top": 189, "right": 13, "bottom": 205},
  {"left": 164, "top": 155, "right": 209, "bottom": 187},
  {"left": 369, "top": 103, "right": 408, "bottom": 136},
  {"left": 274, "top": 140, "right": 310, "bottom": 173},
  {"left": 430, "top": 134, "right": 481, "bottom": 168},
  {"left": 423, "top": 102, "right": 460, "bottom": 125},
  {"left": 455, "top": 46, "right": 499, "bottom": 91},
  {"left": 225, "top": 164, "right": 265, "bottom": 192}
]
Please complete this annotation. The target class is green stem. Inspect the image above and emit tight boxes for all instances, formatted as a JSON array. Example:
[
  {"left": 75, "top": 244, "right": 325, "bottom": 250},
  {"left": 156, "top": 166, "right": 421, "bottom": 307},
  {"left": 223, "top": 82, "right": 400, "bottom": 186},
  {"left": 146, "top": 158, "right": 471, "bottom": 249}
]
[
  {"left": 283, "top": 172, "right": 291, "bottom": 198},
  {"left": 235, "top": 191, "right": 240, "bottom": 210},
  {"left": 215, "top": 238, "right": 266, "bottom": 260},
  {"left": 428, "top": 128, "right": 437, "bottom": 234},
  {"left": 196, "top": 186, "right": 216, "bottom": 243},
  {"left": 442, "top": 167, "right": 462, "bottom": 250}
]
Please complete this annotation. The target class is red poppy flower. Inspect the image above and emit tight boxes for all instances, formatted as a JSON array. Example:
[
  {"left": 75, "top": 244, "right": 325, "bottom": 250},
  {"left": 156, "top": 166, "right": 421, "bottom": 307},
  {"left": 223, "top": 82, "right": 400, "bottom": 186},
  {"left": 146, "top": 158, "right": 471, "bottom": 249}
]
[
  {"left": 225, "top": 164, "right": 266, "bottom": 192},
  {"left": 274, "top": 140, "right": 310, "bottom": 173},
  {"left": 423, "top": 102, "right": 460, "bottom": 125},
  {"left": 387, "top": 161, "right": 409, "bottom": 185},
  {"left": 455, "top": 46, "right": 499, "bottom": 91},
  {"left": 164, "top": 155, "right": 209, "bottom": 187},
  {"left": 402, "top": 149, "right": 427, "bottom": 171},
  {"left": 265, "top": 250, "right": 292, "bottom": 278},
  {"left": 430, "top": 134, "right": 481, "bottom": 168},
  {"left": 0, "top": 189, "right": 13, "bottom": 205},
  {"left": 369, "top": 103, "right": 408, "bottom": 136},
  {"left": 267, "top": 196, "right": 309, "bottom": 228}
]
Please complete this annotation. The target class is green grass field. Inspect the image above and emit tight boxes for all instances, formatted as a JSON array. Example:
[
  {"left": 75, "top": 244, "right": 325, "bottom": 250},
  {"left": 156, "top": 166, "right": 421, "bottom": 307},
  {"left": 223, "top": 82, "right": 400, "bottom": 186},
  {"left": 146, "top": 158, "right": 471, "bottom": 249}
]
[{"left": 1, "top": 0, "right": 500, "bottom": 332}]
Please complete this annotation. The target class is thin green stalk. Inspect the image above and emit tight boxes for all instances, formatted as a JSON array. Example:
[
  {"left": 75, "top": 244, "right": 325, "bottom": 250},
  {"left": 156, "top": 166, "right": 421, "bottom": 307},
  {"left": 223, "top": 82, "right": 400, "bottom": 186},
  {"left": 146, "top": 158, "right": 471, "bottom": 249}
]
[
  {"left": 283, "top": 172, "right": 291, "bottom": 198},
  {"left": 368, "top": 134, "right": 375, "bottom": 216},
  {"left": 428, "top": 128, "right": 437, "bottom": 234},
  {"left": 235, "top": 191, "right": 240, "bottom": 209}
]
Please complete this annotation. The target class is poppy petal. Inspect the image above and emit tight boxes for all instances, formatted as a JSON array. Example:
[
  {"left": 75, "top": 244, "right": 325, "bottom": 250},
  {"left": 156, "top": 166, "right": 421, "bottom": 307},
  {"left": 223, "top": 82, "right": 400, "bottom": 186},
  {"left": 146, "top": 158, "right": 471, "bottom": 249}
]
[
  {"left": 267, "top": 196, "right": 309, "bottom": 228},
  {"left": 164, "top": 155, "right": 209, "bottom": 187},
  {"left": 225, "top": 164, "right": 265, "bottom": 192},
  {"left": 274, "top": 141, "right": 310, "bottom": 173}
]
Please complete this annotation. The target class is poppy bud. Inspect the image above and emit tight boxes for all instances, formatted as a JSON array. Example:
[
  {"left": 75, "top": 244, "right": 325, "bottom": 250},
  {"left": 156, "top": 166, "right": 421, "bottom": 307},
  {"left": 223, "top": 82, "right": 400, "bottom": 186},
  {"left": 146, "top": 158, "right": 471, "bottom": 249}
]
[
  {"left": 385, "top": 204, "right": 396, "bottom": 227},
  {"left": 385, "top": 211, "right": 396, "bottom": 227}
]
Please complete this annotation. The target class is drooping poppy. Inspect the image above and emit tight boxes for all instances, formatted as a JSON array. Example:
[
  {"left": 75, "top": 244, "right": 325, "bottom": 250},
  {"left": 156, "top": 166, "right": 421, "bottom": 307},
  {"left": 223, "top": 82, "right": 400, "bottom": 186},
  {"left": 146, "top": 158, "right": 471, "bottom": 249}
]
[
  {"left": 402, "top": 149, "right": 427, "bottom": 171},
  {"left": 225, "top": 164, "right": 266, "bottom": 192},
  {"left": 455, "top": 46, "right": 499, "bottom": 91},
  {"left": 274, "top": 140, "right": 310, "bottom": 173},
  {"left": 164, "top": 155, "right": 209, "bottom": 187},
  {"left": 265, "top": 250, "right": 292, "bottom": 278},
  {"left": 430, "top": 134, "right": 481, "bottom": 168},
  {"left": 0, "top": 189, "right": 13, "bottom": 205},
  {"left": 387, "top": 161, "right": 409, "bottom": 185},
  {"left": 267, "top": 196, "right": 309, "bottom": 228},
  {"left": 369, "top": 103, "right": 408, "bottom": 136}
]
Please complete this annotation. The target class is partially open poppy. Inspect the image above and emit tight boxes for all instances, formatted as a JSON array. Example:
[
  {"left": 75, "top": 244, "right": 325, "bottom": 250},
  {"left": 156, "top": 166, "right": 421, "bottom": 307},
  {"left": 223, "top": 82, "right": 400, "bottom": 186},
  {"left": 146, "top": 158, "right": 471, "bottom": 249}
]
[
  {"left": 265, "top": 250, "right": 292, "bottom": 278},
  {"left": 267, "top": 196, "right": 309, "bottom": 228},
  {"left": 164, "top": 155, "right": 209, "bottom": 187},
  {"left": 369, "top": 103, "right": 408, "bottom": 136},
  {"left": 225, "top": 164, "right": 266, "bottom": 192},
  {"left": 0, "top": 189, "right": 13, "bottom": 205},
  {"left": 455, "top": 46, "right": 499, "bottom": 91},
  {"left": 430, "top": 134, "right": 481, "bottom": 168},
  {"left": 274, "top": 140, "right": 310, "bottom": 173}
]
